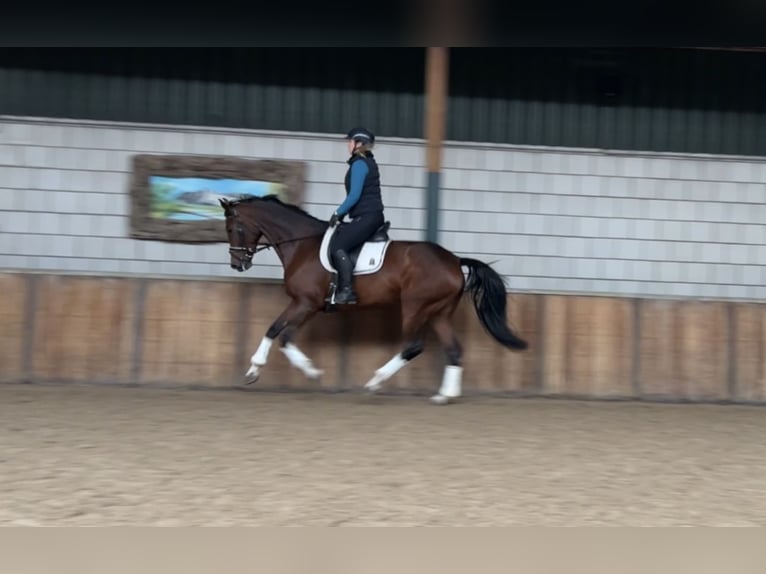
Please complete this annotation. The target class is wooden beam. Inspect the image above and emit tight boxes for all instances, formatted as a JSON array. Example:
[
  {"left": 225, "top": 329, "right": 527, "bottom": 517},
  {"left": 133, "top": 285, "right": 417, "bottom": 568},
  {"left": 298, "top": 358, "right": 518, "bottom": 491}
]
[
  {"left": 424, "top": 47, "right": 449, "bottom": 244},
  {"left": 425, "top": 47, "right": 449, "bottom": 172}
]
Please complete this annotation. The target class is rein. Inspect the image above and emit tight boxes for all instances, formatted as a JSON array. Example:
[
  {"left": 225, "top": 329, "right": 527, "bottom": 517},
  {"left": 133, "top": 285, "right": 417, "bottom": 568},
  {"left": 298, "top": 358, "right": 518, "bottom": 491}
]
[{"left": 227, "top": 210, "right": 326, "bottom": 266}]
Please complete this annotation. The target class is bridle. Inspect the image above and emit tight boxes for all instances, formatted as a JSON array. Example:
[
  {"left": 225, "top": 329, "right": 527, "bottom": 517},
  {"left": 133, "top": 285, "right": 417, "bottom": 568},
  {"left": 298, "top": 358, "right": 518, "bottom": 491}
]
[
  {"left": 227, "top": 215, "right": 267, "bottom": 269},
  {"left": 226, "top": 207, "right": 326, "bottom": 269}
]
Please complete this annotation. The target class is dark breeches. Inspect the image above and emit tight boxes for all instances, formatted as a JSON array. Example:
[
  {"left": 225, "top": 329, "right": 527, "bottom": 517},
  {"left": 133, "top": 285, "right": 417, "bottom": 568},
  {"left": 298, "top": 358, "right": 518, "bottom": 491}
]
[{"left": 330, "top": 212, "right": 385, "bottom": 255}]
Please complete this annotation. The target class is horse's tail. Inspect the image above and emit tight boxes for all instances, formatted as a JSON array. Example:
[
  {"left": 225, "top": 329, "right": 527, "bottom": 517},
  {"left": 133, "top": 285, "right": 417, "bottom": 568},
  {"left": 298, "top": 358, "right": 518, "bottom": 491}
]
[{"left": 459, "top": 258, "right": 528, "bottom": 351}]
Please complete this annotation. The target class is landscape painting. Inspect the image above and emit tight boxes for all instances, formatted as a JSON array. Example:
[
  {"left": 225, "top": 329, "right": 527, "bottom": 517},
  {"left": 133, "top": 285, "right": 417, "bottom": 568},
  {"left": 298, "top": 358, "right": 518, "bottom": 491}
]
[
  {"left": 149, "top": 176, "right": 286, "bottom": 221},
  {"left": 128, "top": 154, "right": 307, "bottom": 243}
]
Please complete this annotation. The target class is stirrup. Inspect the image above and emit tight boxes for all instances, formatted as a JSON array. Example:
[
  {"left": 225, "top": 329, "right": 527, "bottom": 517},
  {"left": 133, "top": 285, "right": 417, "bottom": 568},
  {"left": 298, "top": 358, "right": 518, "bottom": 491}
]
[{"left": 334, "top": 287, "right": 357, "bottom": 304}]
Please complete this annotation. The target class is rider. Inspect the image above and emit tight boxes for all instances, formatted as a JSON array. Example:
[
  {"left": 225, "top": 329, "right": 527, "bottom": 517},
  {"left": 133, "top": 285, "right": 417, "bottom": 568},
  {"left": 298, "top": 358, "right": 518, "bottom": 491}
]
[{"left": 328, "top": 127, "right": 386, "bottom": 305}]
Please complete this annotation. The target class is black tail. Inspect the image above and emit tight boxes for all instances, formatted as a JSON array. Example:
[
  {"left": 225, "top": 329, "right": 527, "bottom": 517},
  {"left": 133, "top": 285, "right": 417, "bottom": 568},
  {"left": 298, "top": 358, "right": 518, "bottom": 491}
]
[{"left": 459, "top": 258, "right": 528, "bottom": 351}]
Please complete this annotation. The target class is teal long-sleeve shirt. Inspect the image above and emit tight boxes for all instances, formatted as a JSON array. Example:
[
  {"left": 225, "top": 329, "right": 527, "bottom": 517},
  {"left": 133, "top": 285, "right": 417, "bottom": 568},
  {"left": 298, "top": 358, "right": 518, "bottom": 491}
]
[{"left": 335, "top": 159, "right": 369, "bottom": 217}]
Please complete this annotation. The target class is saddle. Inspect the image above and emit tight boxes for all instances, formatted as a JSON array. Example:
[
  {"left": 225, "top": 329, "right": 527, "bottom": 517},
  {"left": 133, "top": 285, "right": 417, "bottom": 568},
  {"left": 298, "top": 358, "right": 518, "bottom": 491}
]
[
  {"left": 319, "top": 221, "right": 393, "bottom": 276},
  {"left": 319, "top": 221, "right": 393, "bottom": 310}
]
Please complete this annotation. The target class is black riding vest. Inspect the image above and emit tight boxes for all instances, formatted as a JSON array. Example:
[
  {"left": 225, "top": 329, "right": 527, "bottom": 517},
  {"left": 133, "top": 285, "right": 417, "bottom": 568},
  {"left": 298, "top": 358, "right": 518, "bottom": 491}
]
[{"left": 344, "top": 152, "right": 384, "bottom": 218}]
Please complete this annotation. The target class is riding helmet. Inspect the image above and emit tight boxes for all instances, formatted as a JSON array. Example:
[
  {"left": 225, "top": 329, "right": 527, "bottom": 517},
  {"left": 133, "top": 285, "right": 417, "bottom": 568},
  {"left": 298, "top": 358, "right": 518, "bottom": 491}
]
[{"left": 345, "top": 127, "right": 375, "bottom": 144}]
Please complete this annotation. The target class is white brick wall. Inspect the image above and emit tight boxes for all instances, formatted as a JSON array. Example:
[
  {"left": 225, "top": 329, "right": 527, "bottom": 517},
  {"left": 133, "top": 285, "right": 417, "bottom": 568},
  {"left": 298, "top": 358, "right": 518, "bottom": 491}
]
[
  {"left": 0, "top": 116, "right": 426, "bottom": 282},
  {"left": 2, "top": 115, "right": 766, "bottom": 301},
  {"left": 439, "top": 142, "right": 766, "bottom": 300}
]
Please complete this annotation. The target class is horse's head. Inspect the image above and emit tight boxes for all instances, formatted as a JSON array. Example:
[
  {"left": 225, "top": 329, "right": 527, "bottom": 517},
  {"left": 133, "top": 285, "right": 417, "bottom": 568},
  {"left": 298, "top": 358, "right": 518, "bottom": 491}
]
[{"left": 219, "top": 197, "right": 263, "bottom": 272}]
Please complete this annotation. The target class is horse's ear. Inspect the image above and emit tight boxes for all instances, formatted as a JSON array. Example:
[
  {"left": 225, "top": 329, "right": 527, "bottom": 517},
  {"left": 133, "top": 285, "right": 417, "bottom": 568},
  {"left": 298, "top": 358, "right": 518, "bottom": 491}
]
[{"left": 219, "top": 198, "right": 228, "bottom": 208}]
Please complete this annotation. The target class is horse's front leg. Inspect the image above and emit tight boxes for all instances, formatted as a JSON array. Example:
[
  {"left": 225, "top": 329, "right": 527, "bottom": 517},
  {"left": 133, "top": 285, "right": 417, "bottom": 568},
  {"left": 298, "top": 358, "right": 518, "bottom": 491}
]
[{"left": 245, "top": 299, "right": 321, "bottom": 383}]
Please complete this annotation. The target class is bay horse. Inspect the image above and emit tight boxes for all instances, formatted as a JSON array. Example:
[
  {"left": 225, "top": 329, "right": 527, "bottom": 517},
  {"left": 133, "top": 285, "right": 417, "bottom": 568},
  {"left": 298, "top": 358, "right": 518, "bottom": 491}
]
[{"left": 219, "top": 194, "right": 528, "bottom": 405}]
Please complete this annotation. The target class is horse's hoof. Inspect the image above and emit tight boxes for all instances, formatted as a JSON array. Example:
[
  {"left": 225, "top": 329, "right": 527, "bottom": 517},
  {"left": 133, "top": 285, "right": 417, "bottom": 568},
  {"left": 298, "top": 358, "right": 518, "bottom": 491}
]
[
  {"left": 364, "top": 377, "right": 383, "bottom": 393},
  {"left": 364, "top": 373, "right": 385, "bottom": 393},
  {"left": 430, "top": 393, "right": 452, "bottom": 405},
  {"left": 245, "top": 365, "right": 261, "bottom": 384},
  {"left": 305, "top": 367, "right": 323, "bottom": 380},
  {"left": 365, "top": 383, "right": 382, "bottom": 394}
]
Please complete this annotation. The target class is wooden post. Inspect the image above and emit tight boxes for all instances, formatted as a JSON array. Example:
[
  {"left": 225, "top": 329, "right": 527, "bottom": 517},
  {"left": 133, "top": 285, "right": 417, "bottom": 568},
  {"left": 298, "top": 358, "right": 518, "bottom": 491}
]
[{"left": 424, "top": 47, "right": 449, "bottom": 244}]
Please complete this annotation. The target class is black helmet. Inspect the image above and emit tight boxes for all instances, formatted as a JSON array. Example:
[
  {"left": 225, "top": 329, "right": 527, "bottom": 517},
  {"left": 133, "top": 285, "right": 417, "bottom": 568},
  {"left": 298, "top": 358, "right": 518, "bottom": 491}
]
[{"left": 346, "top": 127, "right": 375, "bottom": 144}]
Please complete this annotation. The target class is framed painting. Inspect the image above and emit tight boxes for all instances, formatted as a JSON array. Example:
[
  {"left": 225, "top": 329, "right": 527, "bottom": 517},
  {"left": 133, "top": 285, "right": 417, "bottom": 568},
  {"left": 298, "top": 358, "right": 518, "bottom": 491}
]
[{"left": 128, "top": 154, "right": 307, "bottom": 243}]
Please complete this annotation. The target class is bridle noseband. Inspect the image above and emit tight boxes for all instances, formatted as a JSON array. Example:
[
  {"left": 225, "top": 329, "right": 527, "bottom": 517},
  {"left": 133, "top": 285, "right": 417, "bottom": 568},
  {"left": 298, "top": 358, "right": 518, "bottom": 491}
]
[
  {"left": 227, "top": 211, "right": 271, "bottom": 269},
  {"left": 226, "top": 206, "right": 324, "bottom": 269}
]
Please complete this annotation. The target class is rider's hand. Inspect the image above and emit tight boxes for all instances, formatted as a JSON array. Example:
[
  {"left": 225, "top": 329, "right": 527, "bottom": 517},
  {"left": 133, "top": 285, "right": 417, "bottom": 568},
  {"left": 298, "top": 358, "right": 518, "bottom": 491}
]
[{"left": 329, "top": 212, "right": 340, "bottom": 227}]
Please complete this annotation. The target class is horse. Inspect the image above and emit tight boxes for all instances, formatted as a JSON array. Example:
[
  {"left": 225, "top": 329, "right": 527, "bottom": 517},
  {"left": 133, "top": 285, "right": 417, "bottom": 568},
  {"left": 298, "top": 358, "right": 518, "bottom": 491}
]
[{"left": 219, "top": 194, "right": 528, "bottom": 405}]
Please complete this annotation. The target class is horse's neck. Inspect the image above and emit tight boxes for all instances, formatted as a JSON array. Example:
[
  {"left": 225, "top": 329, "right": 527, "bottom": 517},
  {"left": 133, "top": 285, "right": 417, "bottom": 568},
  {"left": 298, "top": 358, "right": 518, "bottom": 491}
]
[
  {"left": 255, "top": 206, "right": 324, "bottom": 266},
  {"left": 259, "top": 209, "right": 323, "bottom": 243}
]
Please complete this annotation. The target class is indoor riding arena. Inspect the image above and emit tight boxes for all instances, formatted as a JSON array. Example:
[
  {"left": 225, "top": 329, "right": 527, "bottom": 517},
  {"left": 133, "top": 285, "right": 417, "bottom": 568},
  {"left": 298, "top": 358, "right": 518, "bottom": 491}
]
[{"left": 3, "top": 48, "right": 766, "bottom": 527}]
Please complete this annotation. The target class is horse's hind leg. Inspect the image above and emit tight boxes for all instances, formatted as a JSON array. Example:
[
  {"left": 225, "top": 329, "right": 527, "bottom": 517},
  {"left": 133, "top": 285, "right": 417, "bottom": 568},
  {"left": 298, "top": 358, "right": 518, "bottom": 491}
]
[
  {"left": 364, "top": 303, "right": 427, "bottom": 393},
  {"left": 245, "top": 299, "right": 321, "bottom": 383},
  {"left": 363, "top": 338, "right": 424, "bottom": 393},
  {"left": 429, "top": 314, "right": 464, "bottom": 405}
]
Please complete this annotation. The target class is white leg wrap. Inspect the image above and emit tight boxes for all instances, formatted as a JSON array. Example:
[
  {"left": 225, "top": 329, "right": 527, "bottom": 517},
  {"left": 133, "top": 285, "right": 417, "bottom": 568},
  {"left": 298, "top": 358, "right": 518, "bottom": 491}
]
[
  {"left": 281, "top": 343, "right": 323, "bottom": 379},
  {"left": 250, "top": 337, "right": 273, "bottom": 366},
  {"left": 430, "top": 365, "right": 463, "bottom": 405},
  {"left": 364, "top": 353, "right": 408, "bottom": 391},
  {"left": 246, "top": 336, "right": 274, "bottom": 379}
]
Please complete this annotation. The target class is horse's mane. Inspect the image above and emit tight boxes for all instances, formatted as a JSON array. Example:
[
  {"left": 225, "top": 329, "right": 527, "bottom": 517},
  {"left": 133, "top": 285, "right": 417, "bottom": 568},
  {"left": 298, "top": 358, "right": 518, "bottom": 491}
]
[{"left": 232, "top": 194, "right": 326, "bottom": 225}]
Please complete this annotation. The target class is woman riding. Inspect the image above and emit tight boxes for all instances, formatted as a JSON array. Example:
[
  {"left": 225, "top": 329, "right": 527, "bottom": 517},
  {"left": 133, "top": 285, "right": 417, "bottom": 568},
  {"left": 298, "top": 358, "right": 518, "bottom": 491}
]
[{"left": 328, "top": 127, "right": 386, "bottom": 305}]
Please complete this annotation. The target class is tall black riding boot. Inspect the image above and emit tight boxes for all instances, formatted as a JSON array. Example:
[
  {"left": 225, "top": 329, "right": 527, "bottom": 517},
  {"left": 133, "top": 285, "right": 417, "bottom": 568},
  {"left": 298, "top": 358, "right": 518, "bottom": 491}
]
[{"left": 332, "top": 249, "right": 358, "bottom": 304}]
